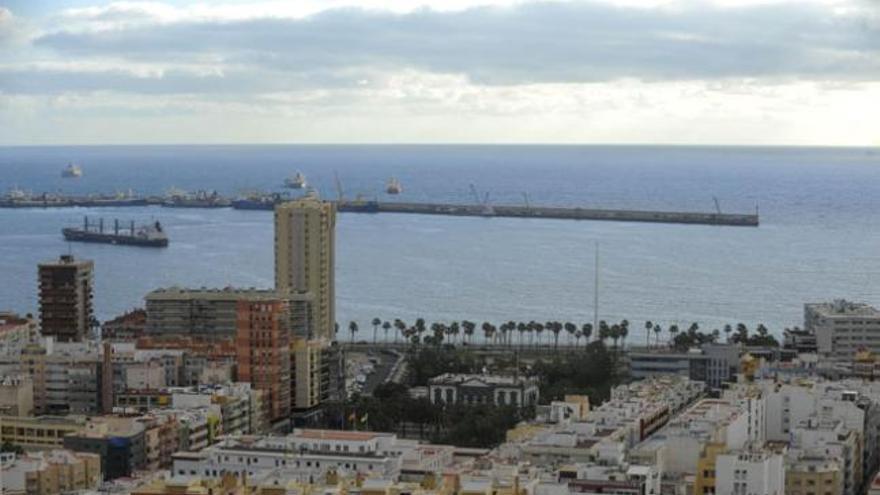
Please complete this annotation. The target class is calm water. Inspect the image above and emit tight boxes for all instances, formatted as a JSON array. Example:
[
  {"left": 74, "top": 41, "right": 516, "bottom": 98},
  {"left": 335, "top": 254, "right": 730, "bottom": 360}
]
[{"left": 1, "top": 145, "right": 879, "bottom": 343}]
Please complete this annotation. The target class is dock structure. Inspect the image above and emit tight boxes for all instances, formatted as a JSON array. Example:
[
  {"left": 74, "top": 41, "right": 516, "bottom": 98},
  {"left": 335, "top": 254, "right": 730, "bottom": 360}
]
[
  {"left": 339, "top": 201, "right": 759, "bottom": 226},
  {"left": 0, "top": 192, "right": 759, "bottom": 227}
]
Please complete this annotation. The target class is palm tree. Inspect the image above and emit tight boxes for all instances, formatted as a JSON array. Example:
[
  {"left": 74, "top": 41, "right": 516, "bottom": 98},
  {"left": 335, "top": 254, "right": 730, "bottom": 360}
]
[
  {"left": 448, "top": 322, "right": 460, "bottom": 345},
  {"left": 564, "top": 322, "right": 577, "bottom": 347},
  {"left": 724, "top": 324, "right": 733, "bottom": 342},
  {"left": 382, "top": 320, "right": 392, "bottom": 342},
  {"left": 610, "top": 324, "right": 621, "bottom": 349},
  {"left": 371, "top": 317, "right": 381, "bottom": 344},
  {"left": 574, "top": 330, "right": 583, "bottom": 348},
  {"left": 653, "top": 323, "right": 663, "bottom": 347},
  {"left": 581, "top": 323, "right": 593, "bottom": 345},
  {"left": 482, "top": 322, "right": 493, "bottom": 344},
  {"left": 712, "top": 329, "right": 721, "bottom": 342},
  {"left": 462, "top": 320, "right": 475, "bottom": 344},
  {"left": 393, "top": 319, "right": 406, "bottom": 344},
  {"left": 668, "top": 324, "right": 680, "bottom": 346},
  {"left": 535, "top": 322, "right": 546, "bottom": 348},
  {"left": 551, "top": 323, "right": 564, "bottom": 350},
  {"left": 348, "top": 321, "right": 359, "bottom": 343},
  {"left": 518, "top": 322, "right": 529, "bottom": 348},
  {"left": 645, "top": 320, "right": 654, "bottom": 347},
  {"left": 689, "top": 322, "right": 700, "bottom": 334},
  {"left": 619, "top": 322, "right": 629, "bottom": 349}
]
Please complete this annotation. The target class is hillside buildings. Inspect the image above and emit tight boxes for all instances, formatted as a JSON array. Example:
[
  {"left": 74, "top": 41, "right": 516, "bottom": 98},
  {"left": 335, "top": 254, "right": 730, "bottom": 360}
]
[{"left": 37, "top": 255, "right": 94, "bottom": 342}]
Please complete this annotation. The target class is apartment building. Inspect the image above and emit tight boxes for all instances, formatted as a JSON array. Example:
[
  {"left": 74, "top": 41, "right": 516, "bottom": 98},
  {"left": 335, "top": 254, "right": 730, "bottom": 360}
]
[
  {"left": 627, "top": 343, "right": 739, "bottom": 388},
  {"left": 714, "top": 449, "right": 785, "bottom": 495},
  {"left": 0, "top": 450, "right": 101, "bottom": 495},
  {"left": 63, "top": 416, "right": 147, "bottom": 480},
  {"left": 806, "top": 300, "right": 880, "bottom": 359},
  {"left": 0, "top": 416, "right": 87, "bottom": 449},
  {"left": 274, "top": 195, "right": 336, "bottom": 339},
  {"left": 0, "top": 374, "right": 33, "bottom": 416},
  {"left": 19, "top": 339, "right": 105, "bottom": 415},
  {"left": 38, "top": 255, "right": 94, "bottom": 342},
  {"left": 145, "top": 287, "right": 287, "bottom": 339},
  {"left": 236, "top": 299, "right": 291, "bottom": 425},
  {"left": 173, "top": 429, "right": 419, "bottom": 482}
]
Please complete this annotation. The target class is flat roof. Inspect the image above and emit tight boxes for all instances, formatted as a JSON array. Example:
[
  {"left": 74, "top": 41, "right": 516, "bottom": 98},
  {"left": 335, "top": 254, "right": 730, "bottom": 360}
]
[{"left": 296, "top": 429, "right": 382, "bottom": 441}]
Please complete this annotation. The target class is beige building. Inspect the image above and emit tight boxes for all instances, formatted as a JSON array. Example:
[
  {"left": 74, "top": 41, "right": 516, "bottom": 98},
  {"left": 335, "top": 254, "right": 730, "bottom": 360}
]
[
  {"left": 0, "top": 374, "right": 34, "bottom": 417},
  {"left": 291, "top": 337, "right": 326, "bottom": 411},
  {"left": 0, "top": 450, "right": 101, "bottom": 495},
  {"left": 0, "top": 416, "right": 87, "bottom": 449},
  {"left": 787, "top": 456, "right": 843, "bottom": 495},
  {"left": 274, "top": 195, "right": 336, "bottom": 339}
]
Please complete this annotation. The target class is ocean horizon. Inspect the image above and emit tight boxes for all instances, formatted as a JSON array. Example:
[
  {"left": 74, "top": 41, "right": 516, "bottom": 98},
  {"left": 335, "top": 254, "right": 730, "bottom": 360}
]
[{"left": 2, "top": 144, "right": 879, "bottom": 343}]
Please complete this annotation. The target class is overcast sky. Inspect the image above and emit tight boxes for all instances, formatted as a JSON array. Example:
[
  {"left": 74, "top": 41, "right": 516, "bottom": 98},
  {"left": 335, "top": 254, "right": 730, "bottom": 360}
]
[{"left": 1, "top": 0, "right": 878, "bottom": 145}]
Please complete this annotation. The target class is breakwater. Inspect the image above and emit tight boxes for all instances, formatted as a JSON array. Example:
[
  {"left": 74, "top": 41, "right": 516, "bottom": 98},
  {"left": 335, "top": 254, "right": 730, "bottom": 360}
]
[{"left": 0, "top": 194, "right": 759, "bottom": 226}]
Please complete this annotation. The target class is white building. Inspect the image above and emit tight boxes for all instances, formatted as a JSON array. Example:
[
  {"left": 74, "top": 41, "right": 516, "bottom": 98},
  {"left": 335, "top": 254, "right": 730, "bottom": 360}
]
[
  {"left": 172, "top": 429, "right": 428, "bottom": 482},
  {"left": 805, "top": 300, "right": 880, "bottom": 359},
  {"left": 428, "top": 373, "right": 539, "bottom": 407},
  {"left": 715, "top": 449, "right": 785, "bottom": 495}
]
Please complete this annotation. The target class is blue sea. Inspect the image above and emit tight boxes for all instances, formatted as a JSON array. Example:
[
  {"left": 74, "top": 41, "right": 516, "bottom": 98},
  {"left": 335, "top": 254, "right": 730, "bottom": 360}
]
[{"left": 1, "top": 145, "right": 879, "bottom": 343}]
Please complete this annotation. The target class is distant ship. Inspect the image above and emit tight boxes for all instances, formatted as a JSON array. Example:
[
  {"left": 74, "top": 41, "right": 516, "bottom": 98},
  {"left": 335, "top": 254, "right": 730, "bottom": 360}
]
[
  {"left": 284, "top": 172, "right": 307, "bottom": 189},
  {"left": 62, "top": 163, "right": 83, "bottom": 178},
  {"left": 162, "top": 188, "right": 231, "bottom": 208},
  {"left": 386, "top": 177, "right": 402, "bottom": 195},
  {"left": 63, "top": 217, "right": 169, "bottom": 247}
]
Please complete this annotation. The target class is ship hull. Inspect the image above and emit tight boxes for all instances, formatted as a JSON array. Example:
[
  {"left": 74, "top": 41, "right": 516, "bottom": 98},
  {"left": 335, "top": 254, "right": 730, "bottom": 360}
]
[{"left": 62, "top": 228, "right": 169, "bottom": 247}]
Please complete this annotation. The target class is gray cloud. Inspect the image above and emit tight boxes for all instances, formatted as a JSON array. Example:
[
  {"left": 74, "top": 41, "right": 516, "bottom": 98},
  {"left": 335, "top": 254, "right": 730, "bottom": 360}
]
[{"left": 10, "top": 1, "right": 880, "bottom": 96}]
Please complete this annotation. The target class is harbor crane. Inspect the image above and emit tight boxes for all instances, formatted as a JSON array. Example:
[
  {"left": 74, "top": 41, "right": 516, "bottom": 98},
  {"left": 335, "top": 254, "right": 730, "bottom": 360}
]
[
  {"left": 713, "top": 196, "right": 722, "bottom": 215},
  {"left": 334, "top": 172, "right": 345, "bottom": 202},
  {"left": 469, "top": 184, "right": 495, "bottom": 217}
]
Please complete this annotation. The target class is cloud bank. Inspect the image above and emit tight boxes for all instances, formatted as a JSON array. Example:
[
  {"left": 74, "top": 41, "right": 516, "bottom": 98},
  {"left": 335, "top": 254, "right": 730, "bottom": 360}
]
[{"left": 1, "top": 0, "right": 878, "bottom": 145}]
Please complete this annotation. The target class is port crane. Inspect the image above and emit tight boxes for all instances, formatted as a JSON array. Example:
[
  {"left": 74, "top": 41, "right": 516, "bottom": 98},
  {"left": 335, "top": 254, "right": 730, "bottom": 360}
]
[
  {"left": 713, "top": 196, "right": 722, "bottom": 215},
  {"left": 469, "top": 184, "right": 495, "bottom": 216}
]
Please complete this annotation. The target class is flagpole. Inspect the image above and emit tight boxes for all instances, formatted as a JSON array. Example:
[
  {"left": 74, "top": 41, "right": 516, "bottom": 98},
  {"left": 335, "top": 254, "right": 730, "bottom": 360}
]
[{"left": 593, "top": 241, "right": 599, "bottom": 335}]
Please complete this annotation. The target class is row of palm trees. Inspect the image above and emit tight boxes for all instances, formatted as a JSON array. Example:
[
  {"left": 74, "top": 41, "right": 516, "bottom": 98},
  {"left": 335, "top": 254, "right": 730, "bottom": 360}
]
[
  {"left": 340, "top": 318, "right": 780, "bottom": 349},
  {"left": 339, "top": 318, "right": 633, "bottom": 350}
]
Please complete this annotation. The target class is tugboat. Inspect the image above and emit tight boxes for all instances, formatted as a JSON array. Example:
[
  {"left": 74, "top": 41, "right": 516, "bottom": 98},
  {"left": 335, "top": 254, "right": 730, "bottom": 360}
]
[
  {"left": 63, "top": 217, "right": 169, "bottom": 247},
  {"left": 62, "top": 163, "right": 83, "bottom": 178},
  {"left": 284, "top": 172, "right": 307, "bottom": 189},
  {"left": 385, "top": 177, "right": 402, "bottom": 195}
]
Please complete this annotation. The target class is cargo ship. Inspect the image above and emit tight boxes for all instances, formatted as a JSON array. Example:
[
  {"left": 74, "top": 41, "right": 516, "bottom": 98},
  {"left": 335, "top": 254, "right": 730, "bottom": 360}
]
[
  {"left": 62, "top": 163, "right": 83, "bottom": 178},
  {"left": 284, "top": 172, "right": 307, "bottom": 189},
  {"left": 62, "top": 217, "right": 169, "bottom": 247},
  {"left": 231, "top": 191, "right": 290, "bottom": 210},
  {"left": 162, "top": 188, "right": 231, "bottom": 208},
  {"left": 386, "top": 177, "right": 402, "bottom": 194}
]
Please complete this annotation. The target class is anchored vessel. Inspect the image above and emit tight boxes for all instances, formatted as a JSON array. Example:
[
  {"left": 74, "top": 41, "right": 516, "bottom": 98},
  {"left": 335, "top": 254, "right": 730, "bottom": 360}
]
[
  {"left": 386, "top": 177, "right": 402, "bottom": 195},
  {"left": 284, "top": 172, "right": 307, "bottom": 189},
  {"left": 62, "top": 217, "right": 169, "bottom": 247},
  {"left": 163, "top": 188, "right": 231, "bottom": 208},
  {"left": 62, "top": 163, "right": 83, "bottom": 178}
]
